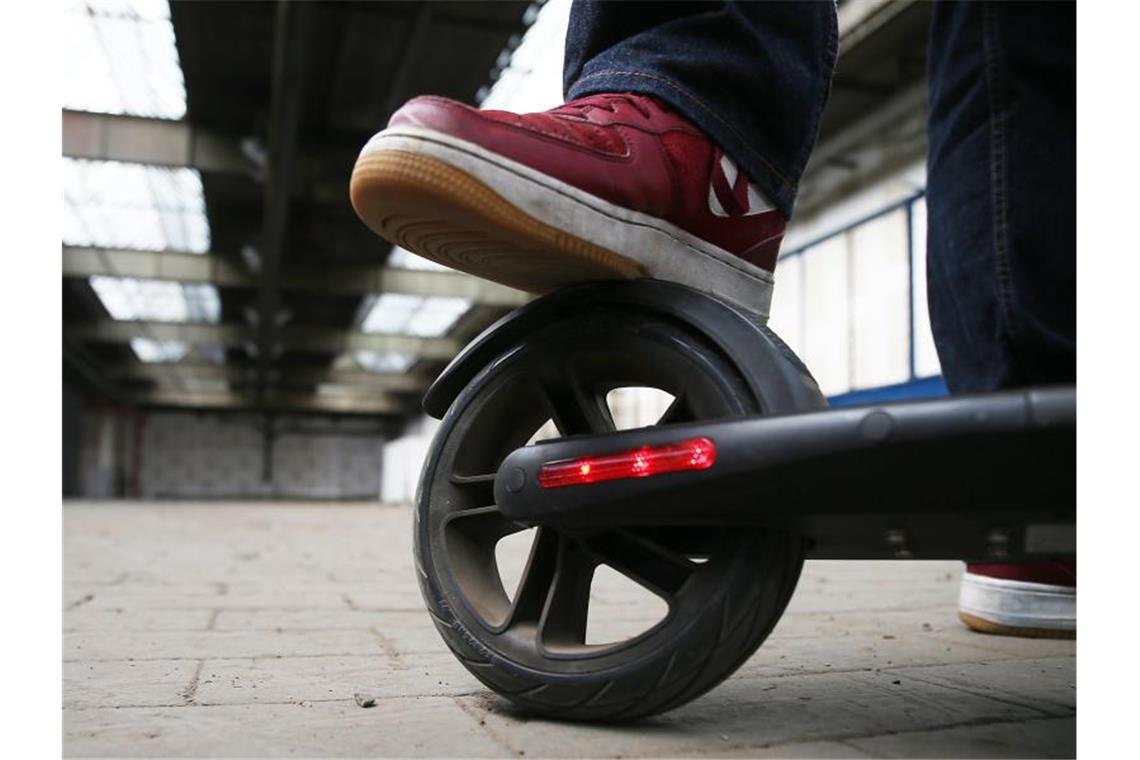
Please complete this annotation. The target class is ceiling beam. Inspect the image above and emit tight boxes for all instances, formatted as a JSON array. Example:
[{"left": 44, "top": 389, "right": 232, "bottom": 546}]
[
  {"left": 795, "top": 83, "right": 927, "bottom": 219},
  {"left": 803, "top": 83, "right": 927, "bottom": 176},
  {"left": 380, "top": 4, "right": 433, "bottom": 123},
  {"left": 62, "top": 109, "right": 247, "bottom": 173},
  {"left": 68, "top": 319, "right": 461, "bottom": 360},
  {"left": 788, "top": 0, "right": 929, "bottom": 222},
  {"left": 337, "top": 266, "right": 528, "bottom": 305},
  {"left": 62, "top": 110, "right": 357, "bottom": 202},
  {"left": 112, "top": 362, "right": 430, "bottom": 393},
  {"left": 61, "top": 4, "right": 915, "bottom": 191},
  {"left": 837, "top": 0, "right": 919, "bottom": 56},
  {"left": 258, "top": 1, "right": 319, "bottom": 403},
  {"left": 133, "top": 387, "right": 404, "bottom": 416},
  {"left": 62, "top": 246, "right": 529, "bottom": 306},
  {"left": 64, "top": 246, "right": 249, "bottom": 286}
]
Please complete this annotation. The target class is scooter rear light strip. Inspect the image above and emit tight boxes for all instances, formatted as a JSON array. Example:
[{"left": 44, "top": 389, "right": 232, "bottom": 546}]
[{"left": 537, "top": 436, "right": 717, "bottom": 489}]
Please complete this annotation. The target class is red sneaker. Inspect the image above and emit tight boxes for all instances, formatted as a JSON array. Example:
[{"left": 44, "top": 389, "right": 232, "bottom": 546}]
[
  {"left": 350, "top": 93, "right": 785, "bottom": 315},
  {"left": 958, "top": 560, "right": 1076, "bottom": 639}
]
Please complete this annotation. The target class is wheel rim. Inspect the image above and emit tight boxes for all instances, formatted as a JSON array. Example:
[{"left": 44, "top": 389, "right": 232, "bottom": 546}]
[{"left": 423, "top": 314, "right": 762, "bottom": 672}]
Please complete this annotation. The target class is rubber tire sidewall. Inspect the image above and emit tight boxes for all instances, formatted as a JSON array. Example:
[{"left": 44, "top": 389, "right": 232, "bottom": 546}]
[{"left": 413, "top": 324, "right": 805, "bottom": 721}]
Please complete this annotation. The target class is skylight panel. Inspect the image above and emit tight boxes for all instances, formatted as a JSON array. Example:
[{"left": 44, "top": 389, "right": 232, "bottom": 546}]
[
  {"left": 480, "top": 0, "right": 571, "bottom": 112},
  {"left": 64, "top": 158, "right": 210, "bottom": 253},
  {"left": 181, "top": 377, "right": 229, "bottom": 394},
  {"left": 353, "top": 350, "right": 416, "bottom": 374},
  {"left": 407, "top": 297, "right": 471, "bottom": 337},
  {"left": 130, "top": 337, "right": 189, "bottom": 363},
  {"left": 387, "top": 246, "right": 453, "bottom": 272},
  {"left": 183, "top": 283, "right": 221, "bottom": 324},
  {"left": 359, "top": 293, "right": 419, "bottom": 334},
  {"left": 63, "top": 0, "right": 187, "bottom": 119},
  {"left": 89, "top": 276, "right": 221, "bottom": 324},
  {"left": 357, "top": 294, "right": 471, "bottom": 338}
]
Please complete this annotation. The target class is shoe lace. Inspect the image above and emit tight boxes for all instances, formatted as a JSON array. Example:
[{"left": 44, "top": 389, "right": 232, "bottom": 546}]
[{"left": 554, "top": 93, "right": 653, "bottom": 120}]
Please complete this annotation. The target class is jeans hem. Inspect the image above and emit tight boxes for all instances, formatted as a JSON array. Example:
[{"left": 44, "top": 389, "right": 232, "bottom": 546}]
[
  {"left": 982, "top": 3, "right": 1019, "bottom": 352},
  {"left": 568, "top": 69, "right": 796, "bottom": 218}
]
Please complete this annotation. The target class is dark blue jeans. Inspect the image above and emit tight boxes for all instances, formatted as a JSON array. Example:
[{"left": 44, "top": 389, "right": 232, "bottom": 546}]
[{"left": 565, "top": 1, "right": 1075, "bottom": 394}]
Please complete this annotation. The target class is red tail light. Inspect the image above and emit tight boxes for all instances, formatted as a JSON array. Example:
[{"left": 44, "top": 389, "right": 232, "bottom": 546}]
[{"left": 537, "top": 436, "right": 716, "bottom": 489}]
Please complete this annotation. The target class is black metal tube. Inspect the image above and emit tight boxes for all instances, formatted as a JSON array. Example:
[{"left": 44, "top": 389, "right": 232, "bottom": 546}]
[{"left": 495, "top": 387, "right": 1075, "bottom": 560}]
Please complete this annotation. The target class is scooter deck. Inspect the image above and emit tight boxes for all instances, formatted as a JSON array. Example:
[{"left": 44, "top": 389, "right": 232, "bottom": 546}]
[{"left": 494, "top": 386, "right": 1076, "bottom": 561}]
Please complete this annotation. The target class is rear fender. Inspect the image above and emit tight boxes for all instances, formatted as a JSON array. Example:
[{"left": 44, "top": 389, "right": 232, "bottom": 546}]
[{"left": 422, "top": 280, "right": 826, "bottom": 419}]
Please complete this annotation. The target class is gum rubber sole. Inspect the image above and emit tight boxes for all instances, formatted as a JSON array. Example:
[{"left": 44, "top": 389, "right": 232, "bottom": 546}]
[
  {"left": 958, "top": 611, "right": 1076, "bottom": 640},
  {"left": 350, "top": 150, "right": 646, "bottom": 293}
]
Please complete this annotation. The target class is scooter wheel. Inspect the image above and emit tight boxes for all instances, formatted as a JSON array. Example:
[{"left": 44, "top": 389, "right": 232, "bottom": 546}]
[{"left": 414, "top": 306, "right": 805, "bottom": 721}]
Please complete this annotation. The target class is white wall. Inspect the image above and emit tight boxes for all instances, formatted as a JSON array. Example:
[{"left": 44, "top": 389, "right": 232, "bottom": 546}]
[{"left": 379, "top": 415, "right": 439, "bottom": 504}]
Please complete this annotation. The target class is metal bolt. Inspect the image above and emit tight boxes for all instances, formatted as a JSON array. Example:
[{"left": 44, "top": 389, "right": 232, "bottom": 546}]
[
  {"left": 506, "top": 467, "right": 526, "bottom": 494},
  {"left": 860, "top": 410, "right": 894, "bottom": 442},
  {"left": 987, "top": 528, "right": 1010, "bottom": 558},
  {"left": 885, "top": 529, "right": 912, "bottom": 558}
]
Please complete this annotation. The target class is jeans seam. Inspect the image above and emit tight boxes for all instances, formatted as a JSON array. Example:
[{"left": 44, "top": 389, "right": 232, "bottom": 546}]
[
  {"left": 982, "top": 2, "right": 1020, "bottom": 349},
  {"left": 571, "top": 69, "right": 795, "bottom": 195},
  {"left": 791, "top": 1, "right": 839, "bottom": 183}
]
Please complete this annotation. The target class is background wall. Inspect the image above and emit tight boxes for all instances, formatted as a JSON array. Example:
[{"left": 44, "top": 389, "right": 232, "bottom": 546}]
[{"left": 76, "top": 408, "right": 386, "bottom": 500}]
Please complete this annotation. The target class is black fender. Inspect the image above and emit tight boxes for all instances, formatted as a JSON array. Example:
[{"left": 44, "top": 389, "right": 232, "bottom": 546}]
[{"left": 422, "top": 280, "right": 827, "bottom": 419}]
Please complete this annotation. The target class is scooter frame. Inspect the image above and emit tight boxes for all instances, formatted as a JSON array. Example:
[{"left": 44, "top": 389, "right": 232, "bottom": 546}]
[
  {"left": 493, "top": 387, "right": 1075, "bottom": 560},
  {"left": 424, "top": 280, "right": 1075, "bottom": 564}
]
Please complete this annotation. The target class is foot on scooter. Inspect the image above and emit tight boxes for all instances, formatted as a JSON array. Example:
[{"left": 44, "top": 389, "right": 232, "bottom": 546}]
[
  {"left": 349, "top": 93, "right": 785, "bottom": 315},
  {"left": 958, "top": 560, "right": 1076, "bottom": 639}
]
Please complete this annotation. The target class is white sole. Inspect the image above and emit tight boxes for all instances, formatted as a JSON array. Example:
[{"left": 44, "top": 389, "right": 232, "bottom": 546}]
[
  {"left": 958, "top": 572, "right": 1076, "bottom": 633},
  {"left": 358, "top": 127, "right": 775, "bottom": 318}
]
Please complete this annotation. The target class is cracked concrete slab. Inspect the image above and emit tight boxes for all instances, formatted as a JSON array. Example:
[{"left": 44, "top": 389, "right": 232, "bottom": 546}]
[{"left": 63, "top": 501, "right": 1075, "bottom": 757}]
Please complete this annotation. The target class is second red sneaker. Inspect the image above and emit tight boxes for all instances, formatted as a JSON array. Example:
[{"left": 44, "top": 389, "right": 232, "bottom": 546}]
[
  {"left": 350, "top": 93, "right": 786, "bottom": 316},
  {"left": 958, "top": 561, "right": 1076, "bottom": 638}
]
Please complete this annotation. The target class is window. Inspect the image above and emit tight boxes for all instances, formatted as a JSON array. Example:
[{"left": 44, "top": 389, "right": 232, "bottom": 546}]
[
  {"left": 801, "top": 236, "right": 851, "bottom": 396},
  {"left": 777, "top": 194, "right": 942, "bottom": 399},
  {"left": 910, "top": 197, "right": 941, "bottom": 378},
  {"left": 850, "top": 209, "right": 910, "bottom": 389}
]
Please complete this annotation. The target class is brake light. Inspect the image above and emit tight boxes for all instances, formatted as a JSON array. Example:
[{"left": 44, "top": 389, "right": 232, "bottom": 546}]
[{"left": 537, "top": 437, "right": 716, "bottom": 489}]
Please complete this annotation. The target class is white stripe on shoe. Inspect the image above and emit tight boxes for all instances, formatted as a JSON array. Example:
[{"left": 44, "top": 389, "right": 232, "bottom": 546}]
[{"left": 707, "top": 153, "right": 776, "bottom": 218}]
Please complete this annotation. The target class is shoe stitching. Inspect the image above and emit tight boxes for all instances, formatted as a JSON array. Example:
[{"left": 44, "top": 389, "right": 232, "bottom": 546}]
[
  {"left": 373, "top": 129, "right": 778, "bottom": 284},
  {"left": 419, "top": 95, "right": 630, "bottom": 156},
  {"left": 571, "top": 70, "right": 795, "bottom": 194}
]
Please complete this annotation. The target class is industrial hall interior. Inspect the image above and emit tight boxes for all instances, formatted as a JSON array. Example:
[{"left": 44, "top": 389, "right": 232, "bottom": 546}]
[{"left": 58, "top": 1, "right": 1077, "bottom": 758}]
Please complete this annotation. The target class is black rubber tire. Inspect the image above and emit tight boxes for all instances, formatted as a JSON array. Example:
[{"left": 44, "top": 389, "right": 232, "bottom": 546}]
[{"left": 413, "top": 307, "right": 806, "bottom": 721}]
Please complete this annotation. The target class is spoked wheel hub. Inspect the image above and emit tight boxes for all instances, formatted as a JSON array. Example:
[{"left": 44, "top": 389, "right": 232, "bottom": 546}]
[{"left": 416, "top": 307, "right": 804, "bottom": 719}]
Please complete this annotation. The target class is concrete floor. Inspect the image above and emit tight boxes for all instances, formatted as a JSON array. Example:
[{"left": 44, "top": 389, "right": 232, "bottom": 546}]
[{"left": 63, "top": 501, "right": 1075, "bottom": 758}]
